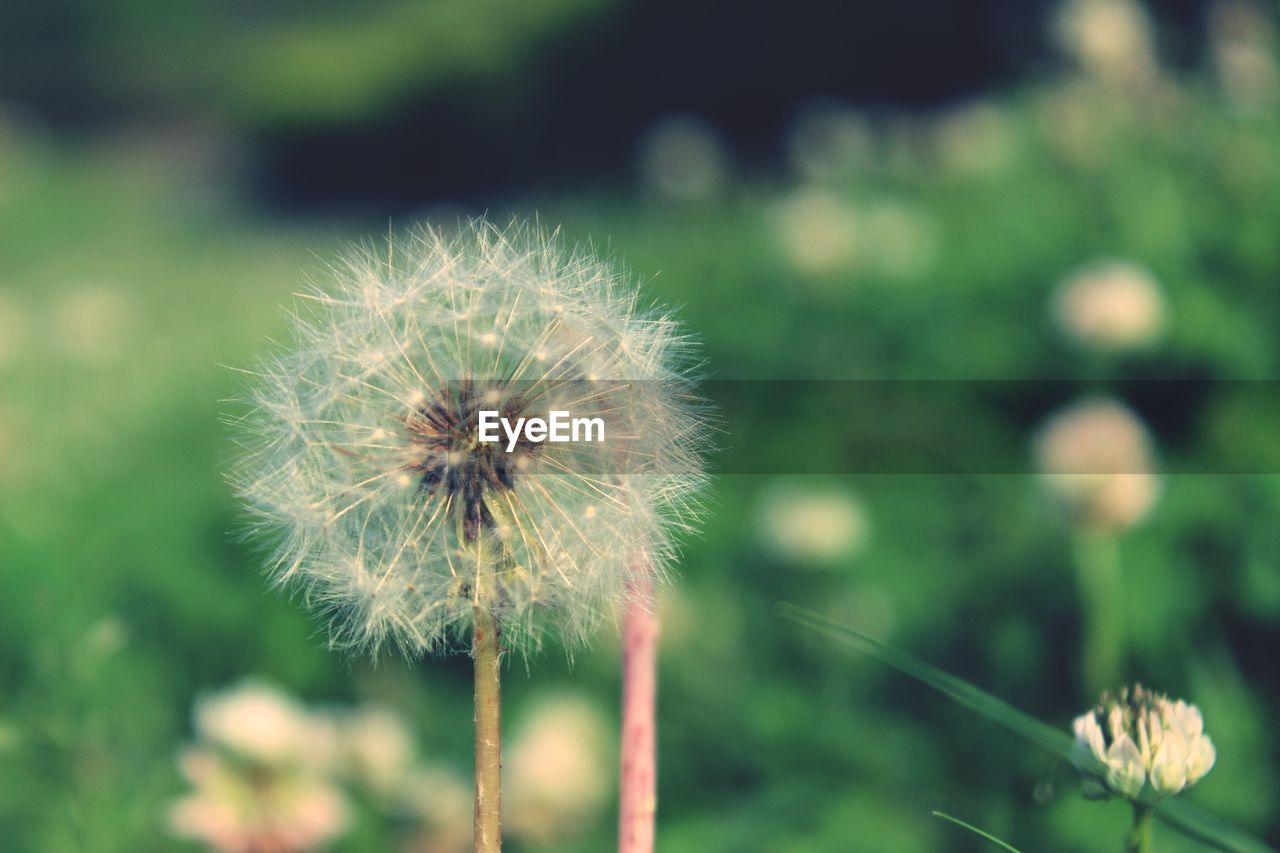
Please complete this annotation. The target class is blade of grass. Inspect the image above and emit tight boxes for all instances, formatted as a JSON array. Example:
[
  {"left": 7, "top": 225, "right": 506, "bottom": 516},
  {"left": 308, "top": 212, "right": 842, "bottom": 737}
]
[
  {"left": 779, "top": 604, "right": 1275, "bottom": 853},
  {"left": 932, "top": 811, "right": 1023, "bottom": 853}
]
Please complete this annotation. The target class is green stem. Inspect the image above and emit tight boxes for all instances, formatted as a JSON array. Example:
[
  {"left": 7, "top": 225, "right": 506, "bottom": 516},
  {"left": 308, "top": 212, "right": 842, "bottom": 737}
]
[
  {"left": 1127, "top": 804, "right": 1153, "bottom": 853},
  {"left": 473, "top": 607, "right": 502, "bottom": 853},
  {"left": 1072, "top": 531, "right": 1125, "bottom": 695}
]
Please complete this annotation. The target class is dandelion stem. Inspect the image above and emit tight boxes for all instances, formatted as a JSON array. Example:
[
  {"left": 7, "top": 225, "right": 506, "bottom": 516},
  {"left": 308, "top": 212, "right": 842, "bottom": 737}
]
[
  {"left": 619, "top": 572, "right": 658, "bottom": 853},
  {"left": 1072, "top": 531, "right": 1124, "bottom": 694},
  {"left": 473, "top": 606, "right": 502, "bottom": 853},
  {"left": 1127, "top": 803, "right": 1153, "bottom": 853}
]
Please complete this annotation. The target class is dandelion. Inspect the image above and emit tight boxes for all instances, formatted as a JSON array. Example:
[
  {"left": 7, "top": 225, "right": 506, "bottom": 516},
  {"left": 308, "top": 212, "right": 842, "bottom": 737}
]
[
  {"left": 1072, "top": 685, "right": 1216, "bottom": 852},
  {"left": 1053, "top": 260, "right": 1165, "bottom": 352},
  {"left": 1035, "top": 398, "right": 1159, "bottom": 693},
  {"left": 234, "top": 220, "right": 707, "bottom": 851}
]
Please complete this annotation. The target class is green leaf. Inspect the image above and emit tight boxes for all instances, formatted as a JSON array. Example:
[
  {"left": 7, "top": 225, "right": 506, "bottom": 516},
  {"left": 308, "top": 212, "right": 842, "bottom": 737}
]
[{"left": 932, "top": 811, "right": 1023, "bottom": 852}]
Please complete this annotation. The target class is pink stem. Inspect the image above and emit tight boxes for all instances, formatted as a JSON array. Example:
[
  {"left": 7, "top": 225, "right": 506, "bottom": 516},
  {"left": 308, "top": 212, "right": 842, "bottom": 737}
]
[{"left": 618, "top": 575, "right": 658, "bottom": 853}]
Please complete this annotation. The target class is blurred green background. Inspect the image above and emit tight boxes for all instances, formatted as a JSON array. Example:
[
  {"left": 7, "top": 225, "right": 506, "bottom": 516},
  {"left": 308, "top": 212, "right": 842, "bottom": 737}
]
[{"left": 2, "top": 0, "right": 1279, "bottom": 850}]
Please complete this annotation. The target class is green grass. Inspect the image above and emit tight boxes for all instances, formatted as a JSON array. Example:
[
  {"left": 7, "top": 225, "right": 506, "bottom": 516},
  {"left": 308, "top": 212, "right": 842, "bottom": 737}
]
[{"left": 2, "top": 70, "right": 1280, "bottom": 850}]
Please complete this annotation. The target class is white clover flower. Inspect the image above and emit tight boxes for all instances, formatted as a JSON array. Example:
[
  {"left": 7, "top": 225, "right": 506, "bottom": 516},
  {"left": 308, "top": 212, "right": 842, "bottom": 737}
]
[
  {"left": 234, "top": 221, "right": 707, "bottom": 657},
  {"left": 1055, "top": 0, "right": 1160, "bottom": 89},
  {"left": 1209, "top": 0, "right": 1279, "bottom": 109},
  {"left": 930, "top": 100, "right": 1016, "bottom": 178},
  {"left": 787, "top": 101, "right": 876, "bottom": 183},
  {"left": 399, "top": 766, "right": 473, "bottom": 851},
  {"left": 1072, "top": 685, "right": 1216, "bottom": 801},
  {"left": 336, "top": 706, "right": 416, "bottom": 798},
  {"left": 505, "top": 693, "right": 611, "bottom": 844},
  {"left": 1053, "top": 260, "right": 1165, "bottom": 352},
  {"left": 169, "top": 747, "right": 350, "bottom": 853},
  {"left": 638, "top": 116, "right": 728, "bottom": 203},
  {"left": 51, "top": 283, "right": 135, "bottom": 365},
  {"left": 171, "top": 682, "right": 350, "bottom": 852},
  {"left": 756, "top": 481, "right": 869, "bottom": 566},
  {"left": 1034, "top": 398, "right": 1159, "bottom": 533},
  {"left": 194, "top": 681, "right": 338, "bottom": 771},
  {"left": 0, "top": 291, "right": 28, "bottom": 371},
  {"left": 770, "top": 187, "right": 860, "bottom": 276}
]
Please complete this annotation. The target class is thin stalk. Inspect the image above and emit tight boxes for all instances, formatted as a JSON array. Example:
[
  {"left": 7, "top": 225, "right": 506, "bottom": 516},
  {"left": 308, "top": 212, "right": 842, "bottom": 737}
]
[
  {"left": 1127, "top": 803, "right": 1153, "bottom": 853},
  {"left": 473, "top": 607, "right": 502, "bottom": 853},
  {"left": 1072, "top": 531, "right": 1124, "bottom": 695},
  {"left": 618, "top": 574, "right": 658, "bottom": 853}
]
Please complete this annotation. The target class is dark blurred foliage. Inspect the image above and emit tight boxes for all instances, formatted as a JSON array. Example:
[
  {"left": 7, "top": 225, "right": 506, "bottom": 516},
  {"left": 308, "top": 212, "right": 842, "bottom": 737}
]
[
  {"left": 0, "top": 0, "right": 1226, "bottom": 210},
  {"left": 2, "top": 0, "right": 1280, "bottom": 850}
]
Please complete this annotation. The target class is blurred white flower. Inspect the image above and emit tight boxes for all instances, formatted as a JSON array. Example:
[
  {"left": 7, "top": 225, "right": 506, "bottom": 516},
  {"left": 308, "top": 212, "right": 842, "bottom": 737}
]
[
  {"left": 638, "top": 116, "right": 727, "bottom": 202},
  {"left": 931, "top": 100, "right": 1016, "bottom": 178},
  {"left": 1035, "top": 80, "right": 1117, "bottom": 171},
  {"left": 337, "top": 706, "right": 415, "bottom": 798},
  {"left": 1072, "top": 685, "right": 1216, "bottom": 800},
  {"left": 505, "top": 693, "right": 611, "bottom": 844},
  {"left": 1055, "top": 0, "right": 1160, "bottom": 90},
  {"left": 169, "top": 747, "right": 350, "bottom": 853},
  {"left": 170, "top": 682, "right": 356, "bottom": 852},
  {"left": 82, "top": 615, "right": 128, "bottom": 657},
  {"left": 757, "top": 482, "right": 869, "bottom": 566},
  {"left": 0, "top": 718, "right": 17, "bottom": 752},
  {"left": 1053, "top": 260, "right": 1165, "bottom": 351},
  {"left": 770, "top": 187, "right": 860, "bottom": 276},
  {"left": 0, "top": 292, "right": 28, "bottom": 370},
  {"left": 787, "top": 102, "right": 876, "bottom": 183},
  {"left": 1209, "top": 0, "right": 1279, "bottom": 109},
  {"left": 51, "top": 284, "right": 135, "bottom": 365},
  {"left": 194, "top": 682, "right": 337, "bottom": 771},
  {"left": 1034, "top": 398, "right": 1159, "bottom": 533},
  {"left": 234, "top": 221, "right": 708, "bottom": 656},
  {"left": 399, "top": 766, "right": 472, "bottom": 853},
  {"left": 862, "top": 201, "right": 938, "bottom": 280}
]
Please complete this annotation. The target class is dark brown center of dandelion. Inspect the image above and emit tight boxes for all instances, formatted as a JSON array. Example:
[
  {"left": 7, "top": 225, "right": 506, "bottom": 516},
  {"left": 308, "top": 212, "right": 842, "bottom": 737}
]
[{"left": 403, "top": 380, "right": 538, "bottom": 542}]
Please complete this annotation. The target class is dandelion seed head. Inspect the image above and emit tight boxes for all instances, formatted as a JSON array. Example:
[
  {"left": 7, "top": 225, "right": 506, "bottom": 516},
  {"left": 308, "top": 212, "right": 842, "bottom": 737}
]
[{"left": 234, "top": 220, "right": 708, "bottom": 658}]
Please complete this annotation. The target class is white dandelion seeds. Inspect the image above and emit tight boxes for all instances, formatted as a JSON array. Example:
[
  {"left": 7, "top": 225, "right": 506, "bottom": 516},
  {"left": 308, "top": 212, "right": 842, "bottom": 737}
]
[
  {"left": 232, "top": 219, "right": 708, "bottom": 850},
  {"left": 233, "top": 220, "right": 707, "bottom": 656}
]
